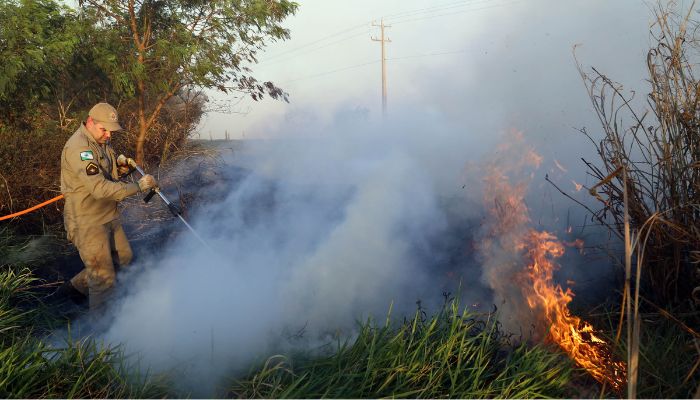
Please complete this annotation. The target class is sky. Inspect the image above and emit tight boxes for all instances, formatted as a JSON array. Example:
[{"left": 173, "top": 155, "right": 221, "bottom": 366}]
[{"left": 200, "top": 0, "right": 657, "bottom": 142}]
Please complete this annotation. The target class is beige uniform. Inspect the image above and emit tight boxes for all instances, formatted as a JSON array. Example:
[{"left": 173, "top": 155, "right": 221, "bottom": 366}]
[{"left": 60, "top": 124, "right": 140, "bottom": 309}]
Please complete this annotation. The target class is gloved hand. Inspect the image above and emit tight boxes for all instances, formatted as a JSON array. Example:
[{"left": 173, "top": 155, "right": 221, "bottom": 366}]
[
  {"left": 116, "top": 154, "right": 135, "bottom": 176},
  {"left": 138, "top": 174, "right": 157, "bottom": 192}
]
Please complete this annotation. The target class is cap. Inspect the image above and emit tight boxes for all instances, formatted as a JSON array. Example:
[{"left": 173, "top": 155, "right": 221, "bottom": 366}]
[{"left": 88, "top": 102, "right": 123, "bottom": 132}]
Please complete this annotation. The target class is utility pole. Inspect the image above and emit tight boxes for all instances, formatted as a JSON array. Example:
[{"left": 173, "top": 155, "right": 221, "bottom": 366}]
[{"left": 371, "top": 18, "right": 391, "bottom": 117}]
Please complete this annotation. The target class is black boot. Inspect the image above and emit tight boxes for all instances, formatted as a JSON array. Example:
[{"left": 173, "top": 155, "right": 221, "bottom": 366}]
[
  {"left": 45, "top": 281, "right": 88, "bottom": 319},
  {"left": 50, "top": 280, "right": 88, "bottom": 306}
]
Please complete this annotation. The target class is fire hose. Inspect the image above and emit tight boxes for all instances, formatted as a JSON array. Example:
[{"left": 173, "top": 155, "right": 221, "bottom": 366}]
[
  {"left": 0, "top": 195, "right": 64, "bottom": 221},
  {"left": 125, "top": 158, "right": 212, "bottom": 250},
  {"left": 1, "top": 158, "right": 212, "bottom": 251}
]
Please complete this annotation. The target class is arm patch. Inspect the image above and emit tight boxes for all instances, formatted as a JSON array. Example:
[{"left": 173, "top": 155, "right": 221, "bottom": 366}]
[
  {"left": 86, "top": 162, "right": 99, "bottom": 176},
  {"left": 80, "top": 150, "right": 94, "bottom": 161}
]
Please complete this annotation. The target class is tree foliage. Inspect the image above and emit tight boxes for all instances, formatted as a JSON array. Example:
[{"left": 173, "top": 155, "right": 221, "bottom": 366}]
[
  {"left": 0, "top": 0, "right": 81, "bottom": 128},
  {"left": 83, "top": 0, "right": 298, "bottom": 163}
]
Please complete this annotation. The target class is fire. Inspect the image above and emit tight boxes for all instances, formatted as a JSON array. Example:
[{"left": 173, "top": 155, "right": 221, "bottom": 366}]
[
  {"left": 479, "top": 132, "right": 626, "bottom": 393},
  {"left": 522, "top": 230, "right": 626, "bottom": 392}
]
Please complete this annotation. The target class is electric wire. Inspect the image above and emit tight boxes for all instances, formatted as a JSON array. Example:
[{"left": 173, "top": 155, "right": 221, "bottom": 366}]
[
  {"left": 259, "top": 22, "right": 370, "bottom": 64},
  {"left": 258, "top": 0, "right": 506, "bottom": 65},
  {"left": 383, "top": 0, "right": 497, "bottom": 22},
  {"left": 390, "top": 0, "right": 523, "bottom": 25},
  {"left": 261, "top": 0, "right": 522, "bottom": 86},
  {"left": 259, "top": 29, "right": 373, "bottom": 67},
  {"left": 282, "top": 59, "right": 381, "bottom": 84},
  {"left": 387, "top": 50, "right": 467, "bottom": 61},
  {"left": 283, "top": 50, "right": 467, "bottom": 84}
]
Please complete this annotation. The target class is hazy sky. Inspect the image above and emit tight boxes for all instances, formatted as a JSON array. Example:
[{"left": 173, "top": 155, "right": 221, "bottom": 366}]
[{"left": 200, "top": 0, "right": 657, "bottom": 139}]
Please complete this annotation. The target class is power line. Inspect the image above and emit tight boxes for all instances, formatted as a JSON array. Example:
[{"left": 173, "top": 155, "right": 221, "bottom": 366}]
[
  {"left": 259, "top": 0, "right": 522, "bottom": 83},
  {"left": 281, "top": 59, "right": 381, "bottom": 84},
  {"left": 259, "top": 29, "right": 372, "bottom": 67},
  {"left": 388, "top": 50, "right": 467, "bottom": 61},
  {"left": 282, "top": 50, "right": 466, "bottom": 84},
  {"left": 259, "top": 22, "right": 370, "bottom": 64},
  {"left": 259, "top": 0, "right": 502, "bottom": 65},
  {"left": 391, "top": 0, "right": 523, "bottom": 25},
  {"left": 384, "top": 0, "right": 495, "bottom": 21}
]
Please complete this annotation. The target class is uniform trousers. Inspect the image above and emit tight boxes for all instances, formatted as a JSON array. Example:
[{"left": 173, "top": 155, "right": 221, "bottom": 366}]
[{"left": 68, "top": 219, "right": 133, "bottom": 310}]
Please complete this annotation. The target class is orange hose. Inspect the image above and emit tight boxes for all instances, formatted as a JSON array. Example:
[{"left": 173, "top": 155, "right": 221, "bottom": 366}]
[{"left": 0, "top": 194, "right": 64, "bottom": 221}]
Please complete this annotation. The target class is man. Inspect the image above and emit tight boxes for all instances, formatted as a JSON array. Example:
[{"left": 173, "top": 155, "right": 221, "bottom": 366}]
[{"left": 58, "top": 102, "right": 157, "bottom": 310}]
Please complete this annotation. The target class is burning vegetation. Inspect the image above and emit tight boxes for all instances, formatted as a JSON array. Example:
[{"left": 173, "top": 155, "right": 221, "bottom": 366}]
[
  {"left": 522, "top": 230, "right": 626, "bottom": 392},
  {"left": 480, "top": 131, "right": 626, "bottom": 393}
]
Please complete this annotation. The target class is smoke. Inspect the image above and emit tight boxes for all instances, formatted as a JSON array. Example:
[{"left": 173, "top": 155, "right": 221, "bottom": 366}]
[
  {"left": 97, "top": 110, "right": 620, "bottom": 395},
  {"left": 87, "top": 113, "right": 490, "bottom": 395}
]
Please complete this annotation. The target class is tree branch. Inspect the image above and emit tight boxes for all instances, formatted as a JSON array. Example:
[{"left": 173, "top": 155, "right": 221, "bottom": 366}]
[{"left": 544, "top": 174, "right": 623, "bottom": 240}]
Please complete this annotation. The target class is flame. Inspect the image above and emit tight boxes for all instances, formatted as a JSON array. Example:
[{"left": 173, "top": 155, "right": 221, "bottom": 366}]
[
  {"left": 564, "top": 238, "right": 585, "bottom": 252},
  {"left": 522, "top": 230, "right": 626, "bottom": 392},
  {"left": 480, "top": 132, "right": 626, "bottom": 393}
]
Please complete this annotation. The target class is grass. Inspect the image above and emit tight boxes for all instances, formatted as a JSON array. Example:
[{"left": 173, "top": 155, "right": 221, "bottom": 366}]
[
  {"left": 0, "top": 237, "right": 581, "bottom": 399},
  {"left": 0, "top": 259, "right": 579, "bottom": 399},
  {"left": 0, "top": 267, "right": 171, "bottom": 398},
  {"left": 3, "top": 225, "right": 699, "bottom": 398},
  {"left": 0, "top": 334, "right": 165, "bottom": 398},
  {"left": 590, "top": 301, "right": 700, "bottom": 399},
  {"left": 230, "top": 301, "right": 575, "bottom": 399},
  {"left": 0, "top": 228, "right": 171, "bottom": 398},
  {"left": 0, "top": 268, "right": 173, "bottom": 398}
]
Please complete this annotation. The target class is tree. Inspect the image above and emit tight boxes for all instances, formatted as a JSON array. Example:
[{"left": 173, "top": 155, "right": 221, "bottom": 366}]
[
  {"left": 0, "top": 0, "right": 81, "bottom": 128},
  {"left": 82, "top": 0, "right": 298, "bottom": 164}
]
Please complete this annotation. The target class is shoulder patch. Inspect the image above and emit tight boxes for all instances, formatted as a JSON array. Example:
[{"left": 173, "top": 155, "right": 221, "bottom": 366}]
[
  {"left": 80, "top": 151, "right": 94, "bottom": 161},
  {"left": 86, "top": 162, "right": 99, "bottom": 176}
]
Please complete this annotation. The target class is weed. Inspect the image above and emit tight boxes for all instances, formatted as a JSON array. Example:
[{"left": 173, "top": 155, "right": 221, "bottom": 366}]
[{"left": 230, "top": 301, "right": 575, "bottom": 399}]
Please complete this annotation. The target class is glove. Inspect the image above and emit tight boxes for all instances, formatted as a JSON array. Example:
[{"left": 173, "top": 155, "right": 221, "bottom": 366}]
[
  {"left": 138, "top": 174, "right": 157, "bottom": 192},
  {"left": 116, "top": 154, "right": 135, "bottom": 177}
]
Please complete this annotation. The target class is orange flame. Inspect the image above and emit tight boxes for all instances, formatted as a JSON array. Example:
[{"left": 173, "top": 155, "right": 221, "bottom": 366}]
[
  {"left": 521, "top": 230, "right": 626, "bottom": 392},
  {"left": 480, "top": 132, "right": 626, "bottom": 393}
]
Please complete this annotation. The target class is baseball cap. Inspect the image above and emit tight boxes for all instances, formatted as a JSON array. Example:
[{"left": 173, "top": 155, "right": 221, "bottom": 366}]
[{"left": 88, "top": 102, "right": 124, "bottom": 132}]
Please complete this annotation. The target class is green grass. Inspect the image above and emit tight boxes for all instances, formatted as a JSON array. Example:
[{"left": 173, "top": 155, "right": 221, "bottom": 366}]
[
  {"left": 4, "top": 226, "right": 698, "bottom": 398},
  {"left": 230, "top": 301, "right": 575, "bottom": 399},
  {"left": 0, "top": 333, "right": 166, "bottom": 398},
  {"left": 591, "top": 304, "right": 700, "bottom": 399},
  {"left": 0, "top": 260, "right": 170, "bottom": 398}
]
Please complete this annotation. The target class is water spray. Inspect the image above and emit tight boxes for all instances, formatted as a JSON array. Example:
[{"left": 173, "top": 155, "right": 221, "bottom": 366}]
[{"left": 122, "top": 157, "right": 212, "bottom": 250}]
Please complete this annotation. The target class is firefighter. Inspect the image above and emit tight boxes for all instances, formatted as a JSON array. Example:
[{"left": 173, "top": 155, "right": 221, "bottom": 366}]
[{"left": 58, "top": 102, "right": 156, "bottom": 310}]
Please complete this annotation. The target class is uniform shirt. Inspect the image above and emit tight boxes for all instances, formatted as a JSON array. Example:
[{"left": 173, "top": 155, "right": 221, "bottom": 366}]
[{"left": 60, "top": 124, "right": 140, "bottom": 233}]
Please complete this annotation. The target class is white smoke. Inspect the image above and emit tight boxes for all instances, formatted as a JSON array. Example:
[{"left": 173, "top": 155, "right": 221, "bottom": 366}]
[{"left": 97, "top": 116, "right": 486, "bottom": 395}]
